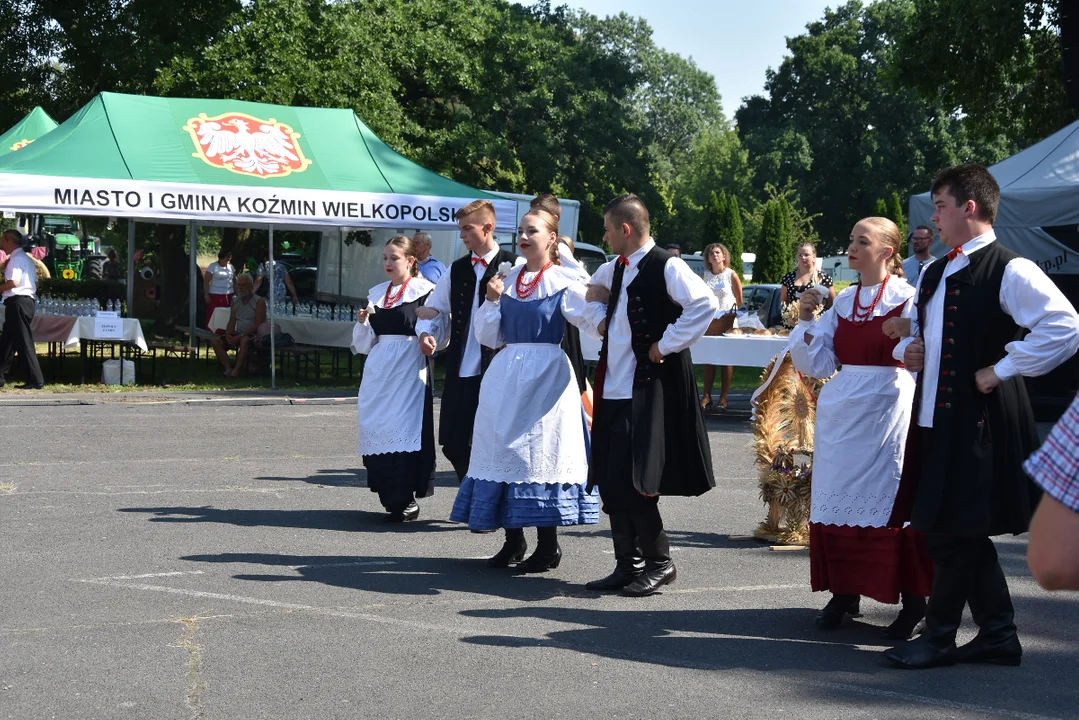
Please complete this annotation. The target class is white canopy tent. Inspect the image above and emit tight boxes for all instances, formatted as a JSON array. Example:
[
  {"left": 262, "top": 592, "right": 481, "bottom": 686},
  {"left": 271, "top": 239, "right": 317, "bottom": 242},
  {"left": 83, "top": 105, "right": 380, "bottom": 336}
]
[{"left": 909, "top": 120, "right": 1079, "bottom": 274}]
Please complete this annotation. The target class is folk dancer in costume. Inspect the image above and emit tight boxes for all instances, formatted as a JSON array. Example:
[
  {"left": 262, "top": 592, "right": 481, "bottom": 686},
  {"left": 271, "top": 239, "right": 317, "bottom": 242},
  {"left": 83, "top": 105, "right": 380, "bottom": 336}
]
[
  {"left": 884, "top": 164, "right": 1079, "bottom": 669},
  {"left": 450, "top": 210, "right": 603, "bottom": 570},
  {"left": 352, "top": 236, "right": 445, "bottom": 522},
  {"left": 417, "top": 200, "right": 521, "bottom": 482},
  {"left": 584, "top": 194, "right": 718, "bottom": 596},
  {"left": 789, "top": 217, "right": 933, "bottom": 638}
]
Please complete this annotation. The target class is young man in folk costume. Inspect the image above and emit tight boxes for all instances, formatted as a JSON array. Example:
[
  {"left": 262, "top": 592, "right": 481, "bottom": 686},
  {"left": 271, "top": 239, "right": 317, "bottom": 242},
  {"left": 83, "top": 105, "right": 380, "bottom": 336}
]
[
  {"left": 884, "top": 164, "right": 1079, "bottom": 669},
  {"left": 417, "top": 200, "right": 521, "bottom": 482},
  {"left": 584, "top": 194, "right": 718, "bottom": 596}
]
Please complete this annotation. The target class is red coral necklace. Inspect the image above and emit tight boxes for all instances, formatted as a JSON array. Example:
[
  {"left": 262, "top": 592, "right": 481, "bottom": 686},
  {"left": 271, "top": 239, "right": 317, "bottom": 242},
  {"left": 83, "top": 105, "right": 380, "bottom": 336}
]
[
  {"left": 850, "top": 274, "right": 889, "bottom": 324},
  {"left": 383, "top": 276, "right": 411, "bottom": 308},
  {"left": 515, "top": 262, "right": 553, "bottom": 299}
]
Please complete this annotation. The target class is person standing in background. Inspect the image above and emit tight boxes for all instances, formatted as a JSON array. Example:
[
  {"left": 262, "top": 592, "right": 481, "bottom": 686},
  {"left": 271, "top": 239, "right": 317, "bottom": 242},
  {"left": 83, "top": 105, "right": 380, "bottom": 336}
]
[
  {"left": 0, "top": 230, "right": 45, "bottom": 389},
  {"left": 902, "top": 225, "right": 936, "bottom": 282},
  {"left": 414, "top": 231, "right": 446, "bottom": 284}
]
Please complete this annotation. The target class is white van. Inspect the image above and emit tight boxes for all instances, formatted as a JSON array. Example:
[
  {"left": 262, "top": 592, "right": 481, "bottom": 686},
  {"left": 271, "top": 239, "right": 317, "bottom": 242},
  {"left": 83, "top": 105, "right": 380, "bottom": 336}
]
[{"left": 819, "top": 255, "right": 859, "bottom": 283}]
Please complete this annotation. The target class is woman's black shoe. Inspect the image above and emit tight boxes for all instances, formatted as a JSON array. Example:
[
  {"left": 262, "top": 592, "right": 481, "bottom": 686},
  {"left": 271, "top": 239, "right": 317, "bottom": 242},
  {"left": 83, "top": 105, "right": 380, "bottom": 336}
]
[
  {"left": 385, "top": 501, "right": 419, "bottom": 523},
  {"left": 885, "top": 594, "right": 927, "bottom": 640},
  {"left": 519, "top": 545, "right": 562, "bottom": 573},
  {"left": 487, "top": 530, "right": 527, "bottom": 568},
  {"left": 815, "top": 594, "right": 862, "bottom": 629}
]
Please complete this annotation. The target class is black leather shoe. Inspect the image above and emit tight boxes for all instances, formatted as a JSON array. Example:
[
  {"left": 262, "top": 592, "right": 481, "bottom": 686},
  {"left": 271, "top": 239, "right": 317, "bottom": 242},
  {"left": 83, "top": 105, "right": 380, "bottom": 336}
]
[
  {"left": 487, "top": 536, "right": 527, "bottom": 568},
  {"left": 385, "top": 501, "right": 419, "bottom": 523},
  {"left": 815, "top": 594, "right": 861, "bottom": 629},
  {"left": 885, "top": 595, "right": 927, "bottom": 640},
  {"left": 621, "top": 562, "right": 676, "bottom": 597},
  {"left": 884, "top": 635, "right": 958, "bottom": 669},
  {"left": 585, "top": 566, "right": 643, "bottom": 591},
  {"left": 519, "top": 545, "right": 562, "bottom": 573},
  {"left": 956, "top": 632, "right": 1022, "bottom": 666},
  {"left": 16, "top": 383, "right": 43, "bottom": 390}
]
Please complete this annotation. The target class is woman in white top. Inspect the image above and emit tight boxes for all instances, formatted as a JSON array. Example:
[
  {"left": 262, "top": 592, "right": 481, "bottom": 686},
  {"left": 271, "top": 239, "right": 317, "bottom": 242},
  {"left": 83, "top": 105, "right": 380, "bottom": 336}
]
[
  {"left": 788, "top": 217, "right": 932, "bottom": 638},
  {"left": 700, "top": 243, "right": 742, "bottom": 410},
  {"left": 204, "top": 248, "right": 235, "bottom": 330},
  {"left": 352, "top": 236, "right": 445, "bottom": 522},
  {"left": 450, "top": 210, "right": 603, "bottom": 572}
]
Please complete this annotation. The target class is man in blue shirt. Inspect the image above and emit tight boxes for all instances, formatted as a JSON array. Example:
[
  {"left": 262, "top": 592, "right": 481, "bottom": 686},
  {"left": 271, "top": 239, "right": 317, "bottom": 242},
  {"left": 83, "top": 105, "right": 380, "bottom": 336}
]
[{"left": 414, "top": 231, "right": 446, "bottom": 283}]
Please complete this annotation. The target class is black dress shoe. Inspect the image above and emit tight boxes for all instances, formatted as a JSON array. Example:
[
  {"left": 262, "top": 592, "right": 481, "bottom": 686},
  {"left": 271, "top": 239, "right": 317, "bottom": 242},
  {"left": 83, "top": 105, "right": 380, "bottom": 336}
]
[
  {"left": 16, "top": 383, "right": 43, "bottom": 390},
  {"left": 385, "top": 501, "right": 419, "bottom": 523},
  {"left": 518, "top": 545, "right": 562, "bottom": 573},
  {"left": 621, "top": 562, "right": 676, "bottom": 597},
  {"left": 884, "top": 635, "right": 958, "bottom": 669},
  {"left": 956, "top": 632, "right": 1022, "bottom": 666},
  {"left": 884, "top": 595, "right": 927, "bottom": 640},
  {"left": 487, "top": 537, "right": 527, "bottom": 568},
  {"left": 815, "top": 594, "right": 862, "bottom": 630},
  {"left": 586, "top": 566, "right": 643, "bottom": 591}
]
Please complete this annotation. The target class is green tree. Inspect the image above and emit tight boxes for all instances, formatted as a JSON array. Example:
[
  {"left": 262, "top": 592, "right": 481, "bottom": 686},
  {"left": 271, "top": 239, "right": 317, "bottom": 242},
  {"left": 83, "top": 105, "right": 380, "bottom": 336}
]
[
  {"left": 753, "top": 200, "right": 790, "bottom": 284},
  {"left": 874, "top": 197, "right": 889, "bottom": 217},
  {"left": 723, "top": 194, "right": 745, "bottom": 277},
  {"left": 735, "top": 0, "right": 980, "bottom": 254},
  {"left": 892, "top": 0, "right": 1074, "bottom": 152},
  {"left": 888, "top": 190, "right": 909, "bottom": 256}
]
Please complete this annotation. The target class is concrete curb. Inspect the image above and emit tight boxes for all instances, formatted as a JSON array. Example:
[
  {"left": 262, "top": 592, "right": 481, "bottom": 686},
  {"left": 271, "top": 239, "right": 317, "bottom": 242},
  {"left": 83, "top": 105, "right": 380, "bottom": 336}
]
[{"left": 0, "top": 393, "right": 356, "bottom": 408}]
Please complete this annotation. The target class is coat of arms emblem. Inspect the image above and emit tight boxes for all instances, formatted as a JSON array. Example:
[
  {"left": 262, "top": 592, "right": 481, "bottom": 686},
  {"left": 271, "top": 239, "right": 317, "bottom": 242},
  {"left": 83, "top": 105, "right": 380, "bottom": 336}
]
[
  {"left": 184, "top": 112, "right": 312, "bottom": 177},
  {"left": 10, "top": 139, "right": 34, "bottom": 151}
]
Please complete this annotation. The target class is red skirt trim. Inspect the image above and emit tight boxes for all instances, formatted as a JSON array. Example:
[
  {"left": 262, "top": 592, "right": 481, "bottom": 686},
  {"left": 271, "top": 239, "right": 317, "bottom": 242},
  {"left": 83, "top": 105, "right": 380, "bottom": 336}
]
[{"left": 809, "top": 523, "right": 934, "bottom": 604}]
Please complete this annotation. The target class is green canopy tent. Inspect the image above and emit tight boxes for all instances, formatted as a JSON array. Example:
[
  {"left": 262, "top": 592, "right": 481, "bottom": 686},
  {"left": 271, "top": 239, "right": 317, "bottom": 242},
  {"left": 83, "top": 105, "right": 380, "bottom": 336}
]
[
  {"left": 0, "top": 92, "right": 515, "bottom": 387},
  {"left": 0, "top": 106, "right": 58, "bottom": 155}
]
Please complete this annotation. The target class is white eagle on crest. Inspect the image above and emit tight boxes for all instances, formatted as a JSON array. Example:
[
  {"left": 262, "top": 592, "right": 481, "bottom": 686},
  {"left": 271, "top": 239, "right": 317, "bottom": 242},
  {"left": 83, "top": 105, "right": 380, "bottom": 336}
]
[{"left": 194, "top": 118, "right": 300, "bottom": 176}]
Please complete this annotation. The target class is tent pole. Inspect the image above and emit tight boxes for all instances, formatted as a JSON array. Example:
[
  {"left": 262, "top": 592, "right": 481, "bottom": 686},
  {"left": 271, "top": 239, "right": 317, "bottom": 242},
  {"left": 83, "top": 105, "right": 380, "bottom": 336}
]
[
  {"left": 269, "top": 226, "right": 276, "bottom": 391},
  {"left": 188, "top": 221, "right": 197, "bottom": 375},
  {"left": 338, "top": 227, "right": 343, "bottom": 299},
  {"left": 126, "top": 220, "right": 134, "bottom": 313}
]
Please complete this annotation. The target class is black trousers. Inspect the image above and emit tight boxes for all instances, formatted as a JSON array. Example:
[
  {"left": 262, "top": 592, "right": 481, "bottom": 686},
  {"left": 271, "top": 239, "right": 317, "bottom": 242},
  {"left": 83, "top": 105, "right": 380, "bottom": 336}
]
[
  {"left": 0, "top": 296, "right": 43, "bottom": 386},
  {"left": 924, "top": 534, "right": 1015, "bottom": 637},
  {"left": 439, "top": 374, "right": 482, "bottom": 481},
  {"left": 592, "top": 398, "right": 659, "bottom": 515}
]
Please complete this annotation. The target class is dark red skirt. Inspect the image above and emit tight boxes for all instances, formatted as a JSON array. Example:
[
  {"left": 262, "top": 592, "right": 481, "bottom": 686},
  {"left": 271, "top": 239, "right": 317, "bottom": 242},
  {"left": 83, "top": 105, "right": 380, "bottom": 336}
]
[{"left": 809, "top": 523, "right": 934, "bottom": 604}]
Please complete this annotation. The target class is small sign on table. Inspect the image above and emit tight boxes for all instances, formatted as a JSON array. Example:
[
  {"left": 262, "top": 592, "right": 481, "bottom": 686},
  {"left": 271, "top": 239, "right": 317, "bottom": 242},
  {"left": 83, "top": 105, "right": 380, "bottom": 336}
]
[{"left": 93, "top": 311, "right": 123, "bottom": 340}]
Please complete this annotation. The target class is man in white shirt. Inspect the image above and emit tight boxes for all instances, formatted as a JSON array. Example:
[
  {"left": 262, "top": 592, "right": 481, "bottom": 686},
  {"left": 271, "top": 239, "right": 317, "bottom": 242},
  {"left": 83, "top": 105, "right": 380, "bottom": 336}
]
[
  {"left": 0, "top": 230, "right": 45, "bottom": 389},
  {"left": 583, "top": 194, "right": 717, "bottom": 596},
  {"left": 885, "top": 164, "right": 1079, "bottom": 670},
  {"left": 902, "top": 225, "right": 935, "bottom": 281}
]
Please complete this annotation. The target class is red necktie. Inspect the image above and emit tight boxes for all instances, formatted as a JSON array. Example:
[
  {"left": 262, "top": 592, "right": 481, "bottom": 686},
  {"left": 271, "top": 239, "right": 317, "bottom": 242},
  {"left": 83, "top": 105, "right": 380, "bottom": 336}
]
[
  {"left": 946, "top": 246, "right": 963, "bottom": 261},
  {"left": 471, "top": 256, "right": 488, "bottom": 267}
]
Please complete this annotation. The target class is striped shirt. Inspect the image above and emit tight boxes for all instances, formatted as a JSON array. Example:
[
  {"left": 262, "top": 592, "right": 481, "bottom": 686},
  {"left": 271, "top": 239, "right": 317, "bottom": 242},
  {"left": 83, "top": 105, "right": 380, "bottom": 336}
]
[{"left": 1024, "top": 392, "right": 1079, "bottom": 512}]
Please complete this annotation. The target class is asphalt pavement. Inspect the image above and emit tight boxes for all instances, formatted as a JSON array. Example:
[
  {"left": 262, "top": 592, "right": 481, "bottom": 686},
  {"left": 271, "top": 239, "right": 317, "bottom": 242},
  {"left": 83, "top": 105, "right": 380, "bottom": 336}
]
[{"left": 0, "top": 400, "right": 1075, "bottom": 719}]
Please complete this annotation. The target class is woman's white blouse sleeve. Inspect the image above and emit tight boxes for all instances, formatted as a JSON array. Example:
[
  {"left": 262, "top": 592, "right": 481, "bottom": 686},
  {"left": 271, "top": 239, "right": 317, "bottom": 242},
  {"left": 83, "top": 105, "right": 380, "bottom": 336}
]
[
  {"left": 788, "top": 307, "right": 839, "bottom": 378},
  {"left": 561, "top": 281, "right": 602, "bottom": 339},
  {"left": 473, "top": 297, "right": 504, "bottom": 349}
]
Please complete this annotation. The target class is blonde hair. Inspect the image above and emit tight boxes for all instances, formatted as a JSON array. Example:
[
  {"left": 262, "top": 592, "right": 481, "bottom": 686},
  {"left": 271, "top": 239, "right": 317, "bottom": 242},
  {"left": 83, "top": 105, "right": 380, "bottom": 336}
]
[
  {"left": 703, "top": 242, "right": 729, "bottom": 274},
  {"left": 385, "top": 235, "right": 420, "bottom": 277},
  {"left": 457, "top": 199, "right": 496, "bottom": 226},
  {"left": 796, "top": 242, "right": 821, "bottom": 285},
  {"left": 857, "top": 217, "right": 905, "bottom": 278}
]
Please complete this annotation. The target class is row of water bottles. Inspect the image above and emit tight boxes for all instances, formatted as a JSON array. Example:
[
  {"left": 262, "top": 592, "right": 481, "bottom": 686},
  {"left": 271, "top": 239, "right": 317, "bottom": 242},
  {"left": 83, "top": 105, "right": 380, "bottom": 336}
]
[
  {"left": 39, "top": 296, "right": 126, "bottom": 317},
  {"left": 270, "top": 300, "right": 355, "bottom": 322}
]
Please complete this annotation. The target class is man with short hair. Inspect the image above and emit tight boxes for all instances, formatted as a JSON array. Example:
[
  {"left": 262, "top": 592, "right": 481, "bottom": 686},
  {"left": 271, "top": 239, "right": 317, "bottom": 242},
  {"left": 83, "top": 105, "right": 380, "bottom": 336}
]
[
  {"left": 885, "top": 163, "right": 1079, "bottom": 669},
  {"left": 902, "top": 225, "right": 935, "bottom": 281},
  {"left": 413, "top": 231, "right": 446, "bottom": 284},
  {"left": 210, "top": 273, "right": 266, "bottom": 377},
  {"left": 583, "top": 194, "right": 717, "bottom": 596},
  {"left": 664, "top": 242, "right": 682, "bottom": 257},
  {"left": 0, "top": 230, "right": 44, "bottom": 389},
  {"left": 530, "top": 193, "right": 562, "bottom": 221}
]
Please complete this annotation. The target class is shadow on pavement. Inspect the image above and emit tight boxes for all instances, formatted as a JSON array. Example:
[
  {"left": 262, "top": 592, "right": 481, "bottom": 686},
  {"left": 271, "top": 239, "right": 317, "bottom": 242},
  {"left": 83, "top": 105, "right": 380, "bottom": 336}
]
[
  {"left": 254, "top": 469, "right": 462, "bottom": 489},
  {"left": 178, "top": 551, "right": 588, "bottom": 602},
  {"left": 118, "top": 505, "right": 461, "bottom": 533}
]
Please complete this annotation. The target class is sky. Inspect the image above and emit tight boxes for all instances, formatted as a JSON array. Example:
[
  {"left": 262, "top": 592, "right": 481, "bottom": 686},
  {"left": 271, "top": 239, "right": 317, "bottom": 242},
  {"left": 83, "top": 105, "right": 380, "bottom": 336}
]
[{"left": 521, "top": 0, "right": 838, "bottom": 117}]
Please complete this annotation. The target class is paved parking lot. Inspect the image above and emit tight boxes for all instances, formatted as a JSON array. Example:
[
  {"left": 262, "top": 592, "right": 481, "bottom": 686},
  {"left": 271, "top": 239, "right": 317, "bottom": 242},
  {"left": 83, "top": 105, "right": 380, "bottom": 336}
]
[{"left": 1, "top": 401, "right": 1075, "bottom": 719}]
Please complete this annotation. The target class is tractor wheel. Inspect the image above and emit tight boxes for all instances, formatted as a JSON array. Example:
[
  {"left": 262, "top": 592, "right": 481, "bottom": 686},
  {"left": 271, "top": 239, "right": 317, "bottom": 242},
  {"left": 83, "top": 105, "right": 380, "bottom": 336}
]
[{"left": 85, "top": 255, "right": 107, "bottom": 280}]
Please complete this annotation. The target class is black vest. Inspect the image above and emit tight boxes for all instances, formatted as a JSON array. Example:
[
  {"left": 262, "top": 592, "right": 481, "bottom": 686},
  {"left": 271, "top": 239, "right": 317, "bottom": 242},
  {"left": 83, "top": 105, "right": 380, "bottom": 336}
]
[
  {"left": 608, "top": 247, "right": 714, "bottom": 497},
  {"left": 912, "top": 240, "right": 1040, "bottom": 536},
  {"left": 445, "top": 248, "right": 518, "bottom": 377}
]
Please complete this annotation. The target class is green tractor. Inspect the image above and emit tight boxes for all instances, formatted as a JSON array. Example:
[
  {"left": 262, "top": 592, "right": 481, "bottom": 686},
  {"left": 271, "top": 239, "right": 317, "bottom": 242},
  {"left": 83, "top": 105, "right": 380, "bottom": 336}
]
[{"left": 30, "top": 215, "right": 107, "bottom": 280}]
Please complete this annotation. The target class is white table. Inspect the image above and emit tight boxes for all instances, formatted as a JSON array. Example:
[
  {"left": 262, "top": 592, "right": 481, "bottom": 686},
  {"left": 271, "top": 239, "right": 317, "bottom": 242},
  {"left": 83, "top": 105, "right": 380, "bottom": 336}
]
[
  {"left": 579, "top": 333, "right": 790, "bottom": 367},
  {"left": 0, "top": 308, "right": 147, "bottom": 352},
  {"left": 210, "top": 307, "right": 355, "bottom": 350}
]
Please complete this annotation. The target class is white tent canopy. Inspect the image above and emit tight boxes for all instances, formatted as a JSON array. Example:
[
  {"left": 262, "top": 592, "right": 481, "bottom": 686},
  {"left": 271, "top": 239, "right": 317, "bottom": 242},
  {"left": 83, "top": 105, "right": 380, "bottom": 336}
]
[{"left": 909, "top": 120, "right": 1079, "bottom": 274}]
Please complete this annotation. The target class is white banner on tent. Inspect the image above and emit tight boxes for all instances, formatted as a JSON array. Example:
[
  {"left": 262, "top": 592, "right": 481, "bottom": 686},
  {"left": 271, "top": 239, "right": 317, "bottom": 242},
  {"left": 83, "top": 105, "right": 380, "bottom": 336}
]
[{"left": 0, "top": 174, "right": 518, "bottom": 232}]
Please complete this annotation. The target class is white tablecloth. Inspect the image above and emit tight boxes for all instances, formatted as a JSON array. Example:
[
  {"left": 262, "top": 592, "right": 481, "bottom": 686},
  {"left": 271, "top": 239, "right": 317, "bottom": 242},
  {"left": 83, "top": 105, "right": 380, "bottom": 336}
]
[
  {"left": 580, "top": 333, "right": 790, "bottom": 368},
  {"left": 208, "top": 307, "right": 230, "bottom": 333},
  {"left": 272, "top": 316, "right": 354, "bottom": 349},
  {"left": 0, "top": 308, "right": 148, "bottom": 352}
]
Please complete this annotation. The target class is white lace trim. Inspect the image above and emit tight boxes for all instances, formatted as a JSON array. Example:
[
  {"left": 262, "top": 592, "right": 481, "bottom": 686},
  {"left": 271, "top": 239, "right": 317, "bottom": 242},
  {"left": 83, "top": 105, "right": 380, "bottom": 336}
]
[
  {"left": 831, "top": 276, "right": 914, "bottom": 320},
  {"left": 367, "top": 276, "right": 435, "bottom": 309}
]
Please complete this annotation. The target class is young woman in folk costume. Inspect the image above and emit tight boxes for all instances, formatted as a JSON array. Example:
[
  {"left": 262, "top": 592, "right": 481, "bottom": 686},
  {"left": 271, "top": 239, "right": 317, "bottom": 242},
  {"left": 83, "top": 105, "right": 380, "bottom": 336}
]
[
  {"left": 450, "top": 210, "right": 603, "bottom": 572},
  {"left": 788, "top": 217, "right": 933, "bottom": 638},
  {"left": 351, "top": 236, "right": 445, "bottom": 522}
]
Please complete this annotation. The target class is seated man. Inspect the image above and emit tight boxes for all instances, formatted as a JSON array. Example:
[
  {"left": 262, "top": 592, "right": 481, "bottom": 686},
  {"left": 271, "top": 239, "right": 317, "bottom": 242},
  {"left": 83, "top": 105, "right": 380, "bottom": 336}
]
[{"left": 210, "top": 273, "right": 265, "bottom": 377}]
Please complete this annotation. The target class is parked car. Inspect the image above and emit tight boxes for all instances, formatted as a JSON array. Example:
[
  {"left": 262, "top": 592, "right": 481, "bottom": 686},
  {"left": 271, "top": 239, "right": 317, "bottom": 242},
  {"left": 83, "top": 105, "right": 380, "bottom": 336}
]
[
  {"left": 681, "top": 253, "right": 706, "bottom": 277},
  {"left": 739, "top": 283, "right": 784, "bottom": 328}
]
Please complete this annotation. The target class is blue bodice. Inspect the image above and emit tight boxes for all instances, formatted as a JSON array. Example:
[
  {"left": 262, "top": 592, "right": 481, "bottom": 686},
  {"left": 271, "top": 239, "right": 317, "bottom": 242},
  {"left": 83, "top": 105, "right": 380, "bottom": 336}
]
[{"left": 500, "top": 290, "right": 567, "bottom": 345}]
